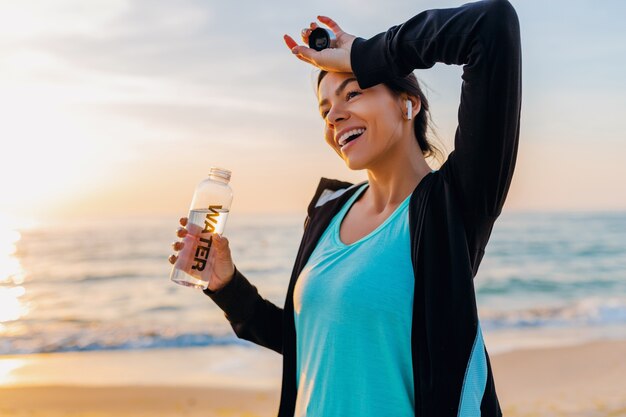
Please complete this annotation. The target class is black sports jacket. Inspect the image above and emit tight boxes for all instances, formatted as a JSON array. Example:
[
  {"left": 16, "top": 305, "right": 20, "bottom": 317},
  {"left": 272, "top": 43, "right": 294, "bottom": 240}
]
[{"left": 204, "top": 0, "right": 521, "bottom": 415}]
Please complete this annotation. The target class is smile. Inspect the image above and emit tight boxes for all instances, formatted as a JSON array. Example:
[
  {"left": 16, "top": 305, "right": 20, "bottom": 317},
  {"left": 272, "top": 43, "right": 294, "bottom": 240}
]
[{"left": 340, "top": 130, "right": 364, "bottom": 152}]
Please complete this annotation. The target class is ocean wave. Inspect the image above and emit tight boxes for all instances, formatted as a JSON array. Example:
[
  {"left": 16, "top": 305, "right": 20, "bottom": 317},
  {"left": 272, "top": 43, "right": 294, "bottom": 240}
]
[
  {"left": 0, "top": 331, "right": 247, "bottom": 355},
  {"left": 22, "top": 272, "right": 154, "bottom": 284},
  {"left": 477, "top": 276, "right": 625, "bottom": 295},
  {"left": 479, "top": 297, "right": 626, "bottom": 330}
]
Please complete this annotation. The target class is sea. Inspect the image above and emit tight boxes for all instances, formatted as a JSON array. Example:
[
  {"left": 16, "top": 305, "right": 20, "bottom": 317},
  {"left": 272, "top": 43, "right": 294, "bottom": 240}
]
[{"left": 1, "top": 211, "right": 625, "bottom": 357}]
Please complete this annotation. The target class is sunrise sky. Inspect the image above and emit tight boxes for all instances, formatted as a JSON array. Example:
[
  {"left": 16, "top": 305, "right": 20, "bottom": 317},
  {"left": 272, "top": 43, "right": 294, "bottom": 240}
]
[{"left": 0, "top": 0, "right": 624, "bottom": 228}]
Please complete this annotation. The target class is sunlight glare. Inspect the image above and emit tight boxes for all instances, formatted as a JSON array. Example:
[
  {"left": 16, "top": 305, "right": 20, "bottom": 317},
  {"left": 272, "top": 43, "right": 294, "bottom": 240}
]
[
  {"left": 0, "top": 358, "right": 27, "bottom": 386},
  {"left": 0, "top": 287, "right": 28, "bottom": 323},
  {"left": 0, "top": 212, "right": 28, "bottom": 324},
  {"left": 0, "top": 213, "right": 25, "bottom": 285}
]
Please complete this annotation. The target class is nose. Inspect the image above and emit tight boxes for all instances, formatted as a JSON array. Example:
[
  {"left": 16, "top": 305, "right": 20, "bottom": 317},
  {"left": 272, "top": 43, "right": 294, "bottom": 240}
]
[{"left": 326, "top": 105, "right": 349, "bottom": 126}]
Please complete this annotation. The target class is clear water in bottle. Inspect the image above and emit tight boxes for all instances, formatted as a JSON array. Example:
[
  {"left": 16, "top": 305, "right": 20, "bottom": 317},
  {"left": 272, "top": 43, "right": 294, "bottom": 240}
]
[{"left": 170, "top": 207, "right": 230, "bottom": 290}]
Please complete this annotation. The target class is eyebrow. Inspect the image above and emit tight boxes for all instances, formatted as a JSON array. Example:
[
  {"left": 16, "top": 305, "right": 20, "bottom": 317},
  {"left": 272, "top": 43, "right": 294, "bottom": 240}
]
[{"left": 318, "top": 77, "right": 359, "bottom": 111}]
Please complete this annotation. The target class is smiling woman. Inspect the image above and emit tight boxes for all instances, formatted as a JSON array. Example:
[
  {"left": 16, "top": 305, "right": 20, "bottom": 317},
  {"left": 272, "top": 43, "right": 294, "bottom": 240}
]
[{"left": 210, "top": 1, "right": 522, "bottom": 416}]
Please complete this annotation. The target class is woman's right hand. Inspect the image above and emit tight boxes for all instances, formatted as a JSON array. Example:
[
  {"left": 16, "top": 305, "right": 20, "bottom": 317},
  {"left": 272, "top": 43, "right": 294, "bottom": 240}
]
[
  {"left": 283, "top": 16, "right": 356, "bottom": 73},
  {"left": 168, "top": 217, "right": 236, "bottom": 293}
]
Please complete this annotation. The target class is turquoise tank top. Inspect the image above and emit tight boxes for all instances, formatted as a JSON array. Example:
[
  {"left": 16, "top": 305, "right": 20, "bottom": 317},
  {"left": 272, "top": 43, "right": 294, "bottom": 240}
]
[{"left": 293, "top": 181, "right": 417, "bottom": 416}]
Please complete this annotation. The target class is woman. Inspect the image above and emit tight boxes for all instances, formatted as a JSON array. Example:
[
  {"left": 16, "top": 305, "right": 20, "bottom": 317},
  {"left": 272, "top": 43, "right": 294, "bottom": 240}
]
[{"left": 169, "top": 0, "right": 521, "bottom": 416}]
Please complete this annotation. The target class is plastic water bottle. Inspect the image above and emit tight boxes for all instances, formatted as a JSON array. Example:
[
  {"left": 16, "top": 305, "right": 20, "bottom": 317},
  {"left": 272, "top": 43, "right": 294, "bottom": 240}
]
[{"left": 170, "top": 167, "right": 233, "bottom": 290}]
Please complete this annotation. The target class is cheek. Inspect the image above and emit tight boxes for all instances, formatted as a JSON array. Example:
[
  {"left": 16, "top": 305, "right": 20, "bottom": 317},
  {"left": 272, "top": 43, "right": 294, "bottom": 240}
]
[
  {"left": 324, "top": 128, "right": 334, "bottom": 147},
  {"left": 372, "top": 110, "right": 399, "bottom": 137}
]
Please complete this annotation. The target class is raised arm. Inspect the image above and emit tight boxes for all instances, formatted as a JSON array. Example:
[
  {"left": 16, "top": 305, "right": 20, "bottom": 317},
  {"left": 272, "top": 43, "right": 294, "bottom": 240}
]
[
  {"left": 350, "top": 0, "right": 522, "bottom": 245},
  {"left": 204, "top": 265, "right": 283, "bottom": 354}
]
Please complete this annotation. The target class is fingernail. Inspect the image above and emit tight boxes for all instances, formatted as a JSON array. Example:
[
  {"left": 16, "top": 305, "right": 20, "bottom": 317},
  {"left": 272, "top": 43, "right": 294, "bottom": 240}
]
[{"left": 291, "top": 48, "right": 298, "bottom": 54}]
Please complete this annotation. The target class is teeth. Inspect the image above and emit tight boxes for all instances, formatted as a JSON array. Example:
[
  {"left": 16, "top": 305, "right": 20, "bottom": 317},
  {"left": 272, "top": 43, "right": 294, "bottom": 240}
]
[{"left": 338, "top": 128, "right": 365, "bottom": 146}]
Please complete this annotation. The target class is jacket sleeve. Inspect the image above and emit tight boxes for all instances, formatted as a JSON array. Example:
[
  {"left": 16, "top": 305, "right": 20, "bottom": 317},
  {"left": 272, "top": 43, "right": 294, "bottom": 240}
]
[
  {"left": 203, "top": 264, "right": 283, "bottom": 354},
  {"left": 350, "top": 0, "right": 522, "bottom": 244}
]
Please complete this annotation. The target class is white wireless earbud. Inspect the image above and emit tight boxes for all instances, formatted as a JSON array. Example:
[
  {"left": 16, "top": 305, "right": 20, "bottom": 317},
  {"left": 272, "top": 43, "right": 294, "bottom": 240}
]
[{"left": 406, "top": 100, "right": 412, "bottom": 120}]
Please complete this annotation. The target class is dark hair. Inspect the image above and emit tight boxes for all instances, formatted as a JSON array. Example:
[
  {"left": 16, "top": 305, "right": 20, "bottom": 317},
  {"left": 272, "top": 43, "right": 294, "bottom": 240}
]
[{"left": 316, "top": 70, "right": 446, "bottom": 167}]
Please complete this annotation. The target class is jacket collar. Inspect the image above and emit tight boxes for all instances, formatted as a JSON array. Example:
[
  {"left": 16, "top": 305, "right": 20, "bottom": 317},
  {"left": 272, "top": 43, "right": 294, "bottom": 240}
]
[{"left": 307, "top": 177, "right": 368, "bottom": 218}]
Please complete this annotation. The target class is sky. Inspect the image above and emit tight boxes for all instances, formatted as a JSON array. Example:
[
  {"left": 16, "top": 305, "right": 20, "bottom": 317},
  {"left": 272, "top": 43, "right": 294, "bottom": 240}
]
[{"left": 0, "top": 0, "right": 625, "bottom": 227}]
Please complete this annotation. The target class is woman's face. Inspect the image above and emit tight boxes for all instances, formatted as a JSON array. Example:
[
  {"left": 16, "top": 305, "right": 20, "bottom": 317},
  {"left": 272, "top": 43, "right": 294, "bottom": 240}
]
[{"left": 317, "top": 71, "right": 413, "bottom": 170}]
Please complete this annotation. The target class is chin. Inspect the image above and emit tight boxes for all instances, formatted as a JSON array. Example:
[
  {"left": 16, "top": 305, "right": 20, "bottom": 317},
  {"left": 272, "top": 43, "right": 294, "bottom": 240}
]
[{"left": 343, "top": 157, "right": 369, "bottom": 171}]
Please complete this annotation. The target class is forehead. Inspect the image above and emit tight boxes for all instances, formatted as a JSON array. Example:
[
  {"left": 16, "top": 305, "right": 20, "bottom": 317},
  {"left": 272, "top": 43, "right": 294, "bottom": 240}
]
[{"left": 317, "top": 72, "right": 358, "bottom": 106}]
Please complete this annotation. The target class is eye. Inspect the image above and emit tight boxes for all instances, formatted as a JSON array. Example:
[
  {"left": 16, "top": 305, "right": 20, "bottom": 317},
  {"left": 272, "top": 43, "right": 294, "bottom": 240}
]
[
  {"left": 346, "top": 90, "right": 361, "bottom": 100},
  {"left": 320, "top": 90, "right": 361, "bottom": 120}
]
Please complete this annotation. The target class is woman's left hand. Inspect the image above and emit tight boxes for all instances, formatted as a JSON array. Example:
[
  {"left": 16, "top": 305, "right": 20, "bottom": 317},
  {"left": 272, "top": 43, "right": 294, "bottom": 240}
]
[{"left": 283, "top": 16, "right": 356, "bottom": 73}]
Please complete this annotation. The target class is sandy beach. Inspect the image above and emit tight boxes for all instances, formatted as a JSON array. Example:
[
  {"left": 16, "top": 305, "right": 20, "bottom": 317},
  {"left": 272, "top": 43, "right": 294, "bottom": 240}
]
[
  {"left": 0, "top": 386, "right": 281, "bottom": 417},
  {"left": 0, "top": 339, "right": 625, "bottom": 416},
  {"left": 493, "top": 339, "right": 626, "bottom": 417}
]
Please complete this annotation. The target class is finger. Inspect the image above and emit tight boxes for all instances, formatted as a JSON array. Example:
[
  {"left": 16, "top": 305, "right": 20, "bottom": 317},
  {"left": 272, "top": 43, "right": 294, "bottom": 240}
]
[
  {"left": 215, "top": 234, "right": 231, "bottom": 249},
  {"left": 172, "top": 241, "right": 184, "bottom": 251},
  {"left": 301, "top": 22, "right": 318, "bottom": 43},
  {"left": 284, "top": 34, "right": 320, "bottom": 64},
  {"left": 176, "top": 227, "right": 188, "bottom": 238},
  {"left": 168, "top": 254, "right": 177, "bottom": 264},
  {"left": 300, "top": 27, "right": 311, "bottom": 44},
  {"left": 283, "top": 34, "right": 299, "bottom": 50},
  {"left": 317, "top": 15, "right": 344, "bottom": 34},
  {"left": 179, "top": 217, "right": 187, "bottom": 226},
  {"left": 291, "top": 43, "right": 318, "bottom": 61}
]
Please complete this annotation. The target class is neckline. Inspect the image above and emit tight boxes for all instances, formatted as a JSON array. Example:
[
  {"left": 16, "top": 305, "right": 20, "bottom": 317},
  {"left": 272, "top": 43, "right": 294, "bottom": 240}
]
[
  {"left": 332, "top": 182, "right": 412, "bottom": 248},
  {"left": 331, "top": 170, "right": 436, "bottom": 248}
]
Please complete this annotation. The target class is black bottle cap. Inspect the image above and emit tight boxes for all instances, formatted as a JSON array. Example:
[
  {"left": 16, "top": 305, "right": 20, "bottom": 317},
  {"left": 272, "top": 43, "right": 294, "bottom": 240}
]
[{"left": 308, "top": 27, "right": 336, "bottom": 51}]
